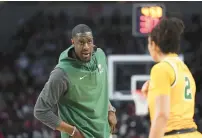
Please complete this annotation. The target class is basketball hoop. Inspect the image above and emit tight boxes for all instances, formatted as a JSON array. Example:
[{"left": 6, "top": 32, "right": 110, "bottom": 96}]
[{"left": 131, "top": 89, "right": 148, "bottom": 116}]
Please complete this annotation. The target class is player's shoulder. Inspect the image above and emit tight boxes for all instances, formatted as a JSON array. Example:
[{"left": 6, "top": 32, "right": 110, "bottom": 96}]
[
  {"left": 151, "top": 62, "right": 173, "bottom": 74},
  {"left": 152, "top": 62, "right": 172, "bottom": 71}
]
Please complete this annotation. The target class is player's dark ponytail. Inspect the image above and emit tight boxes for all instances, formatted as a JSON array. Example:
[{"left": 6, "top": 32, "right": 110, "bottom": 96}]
[{"left": 171, "top": 17, "right": 185, "bottom": 35}]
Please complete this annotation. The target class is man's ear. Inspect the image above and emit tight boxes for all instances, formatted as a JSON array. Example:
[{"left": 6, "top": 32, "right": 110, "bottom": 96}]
[
  {"left": 71, "top": 39, "right": 74, "bottom": 44},
  {"left": 93, "top": 45, "right": 97, "bottom": 52}
]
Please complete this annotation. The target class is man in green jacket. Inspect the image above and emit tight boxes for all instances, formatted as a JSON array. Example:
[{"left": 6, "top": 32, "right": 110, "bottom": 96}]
[{"left": 34, "top": 24, "right": 117, "bottom": 138}]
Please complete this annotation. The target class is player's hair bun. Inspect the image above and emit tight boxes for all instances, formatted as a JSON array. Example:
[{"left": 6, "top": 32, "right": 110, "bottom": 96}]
[{"left": 170, "top": 17, "right": 185, "bottom": 35}]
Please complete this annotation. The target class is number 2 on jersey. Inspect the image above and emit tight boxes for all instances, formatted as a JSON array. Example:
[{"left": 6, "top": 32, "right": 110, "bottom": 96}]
[{"left": 184, "top": 76, "right": 192, "bottom": 100}]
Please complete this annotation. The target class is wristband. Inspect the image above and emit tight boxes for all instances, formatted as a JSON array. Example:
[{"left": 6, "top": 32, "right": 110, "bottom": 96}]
[
  {"left": 70, "top": 126, "right": 76, "bottom": 136},
  {"left": 109, "top": 106, "right": 116, "bottom": 112}
]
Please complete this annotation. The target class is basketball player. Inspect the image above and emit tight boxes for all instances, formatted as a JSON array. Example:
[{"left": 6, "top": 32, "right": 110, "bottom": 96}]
[
  {"left": 34, "top": 24, "right": 117, "bottom": 138},
  {"left": 141, "top": 18, "right": 202, "bottom": 138}
]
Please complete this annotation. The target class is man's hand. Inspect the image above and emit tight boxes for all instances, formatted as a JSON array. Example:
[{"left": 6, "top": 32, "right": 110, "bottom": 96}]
[
  {"left": 108, "top": 111, "right": 117, "bottom": 134},
  {"left": 141, "top": 80, "right": 150, "bottom": 97},
  {"left": 56, "top": 122, "right": 84, "bottom": 138},
  {"left": 72, "top": 127, "right": 84, "bottom": 138}
]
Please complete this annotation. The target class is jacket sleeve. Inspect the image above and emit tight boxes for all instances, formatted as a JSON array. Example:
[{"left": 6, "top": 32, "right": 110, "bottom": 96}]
[{"left": 34, "top": 67, "right": 68, "bottom": 130}]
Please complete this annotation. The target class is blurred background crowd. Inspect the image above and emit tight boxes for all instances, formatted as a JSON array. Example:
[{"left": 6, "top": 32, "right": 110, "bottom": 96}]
[{"left": 0, "top": 1, "right": 202, "bottom": 138}]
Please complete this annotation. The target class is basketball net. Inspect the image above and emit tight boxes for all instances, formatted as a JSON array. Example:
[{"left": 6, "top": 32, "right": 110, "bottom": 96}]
[{"left": 131, "top": 90, "right": 148, "bottom": 116}]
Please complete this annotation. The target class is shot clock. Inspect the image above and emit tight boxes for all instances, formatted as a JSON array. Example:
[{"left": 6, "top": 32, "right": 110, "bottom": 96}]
[{"left": 132, "top": 3, "right": 166, "bottom": 37}]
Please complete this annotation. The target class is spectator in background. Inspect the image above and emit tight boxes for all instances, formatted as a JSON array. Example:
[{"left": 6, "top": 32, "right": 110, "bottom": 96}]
[{"left": 184, "top": 14, "right": 202, "bottom": 52}]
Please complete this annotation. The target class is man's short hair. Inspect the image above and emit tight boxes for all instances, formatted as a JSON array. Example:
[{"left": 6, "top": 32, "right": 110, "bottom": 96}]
[{"left": 72, "top": 24, "right": 92, "bottom": 38}]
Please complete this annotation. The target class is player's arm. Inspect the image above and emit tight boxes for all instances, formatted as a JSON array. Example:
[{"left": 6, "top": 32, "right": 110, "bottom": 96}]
[
  {"left": 148, "top": 63, "right": 172, "bottom": 138},
  {"left": 34, "top": 68, "right": 75, "bottom": 135}
]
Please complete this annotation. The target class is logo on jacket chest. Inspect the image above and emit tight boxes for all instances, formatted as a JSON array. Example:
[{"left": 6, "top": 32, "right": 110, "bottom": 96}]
[{"left": 98, "top": 64, "right": 104, "bottom": 74}]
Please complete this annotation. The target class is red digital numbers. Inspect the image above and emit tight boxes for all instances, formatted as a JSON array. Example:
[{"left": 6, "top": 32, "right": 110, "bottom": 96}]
[
  {"left": 140, "top": 16, "right": 160, "bottom": 33},
  {"left": 139, "top": 6, "right": 163, "bottom": 34}
]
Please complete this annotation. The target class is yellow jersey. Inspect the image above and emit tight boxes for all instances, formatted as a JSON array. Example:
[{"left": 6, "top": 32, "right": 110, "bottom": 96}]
[{"left": 147, "top": 54, "right": 197, "bottom": 132}]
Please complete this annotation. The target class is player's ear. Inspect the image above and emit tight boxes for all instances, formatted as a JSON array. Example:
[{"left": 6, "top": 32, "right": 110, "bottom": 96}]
[
  {"left": 153, "top": 42, "right": 161, "bottom": 53},
  {"left": 151, "top": 41, "right": 156, "bottom": 50}
]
